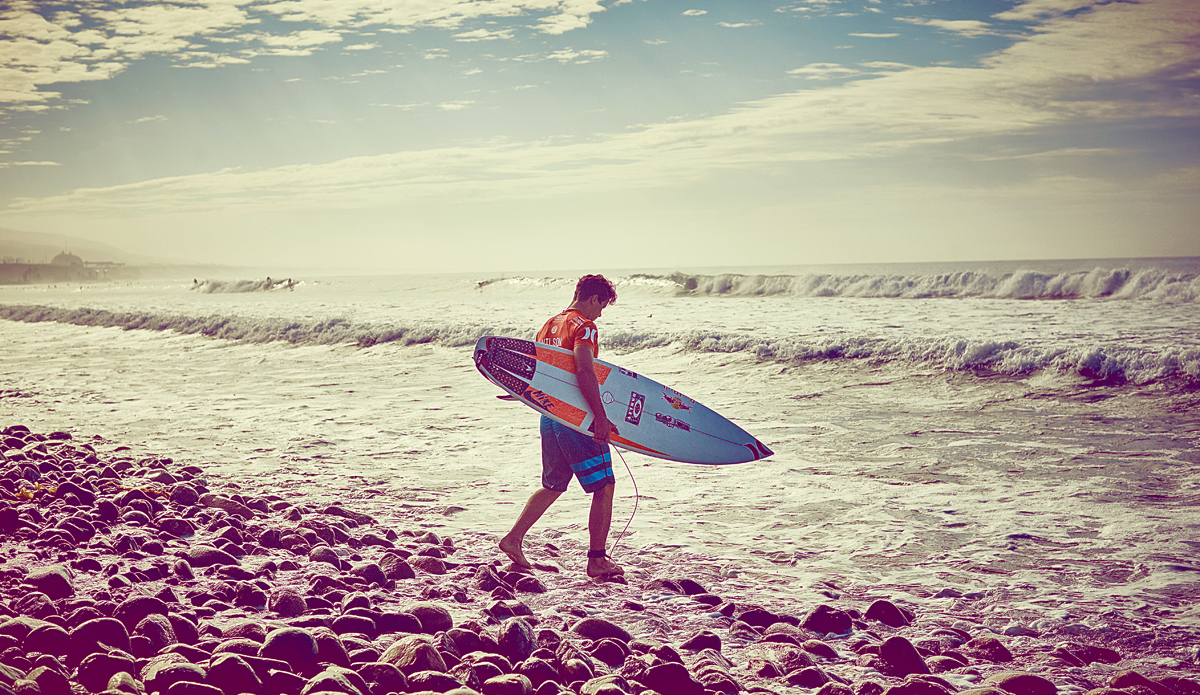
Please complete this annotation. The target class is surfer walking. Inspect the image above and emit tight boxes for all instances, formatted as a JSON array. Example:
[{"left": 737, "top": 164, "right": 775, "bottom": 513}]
[{"left": 499, "top": 274, "right": 625, "bottom": 579}]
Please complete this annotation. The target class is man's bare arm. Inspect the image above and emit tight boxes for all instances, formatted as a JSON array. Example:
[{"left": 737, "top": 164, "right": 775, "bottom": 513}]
[{"left": 574, "top": 344, "right": 618, "bottom": 444}]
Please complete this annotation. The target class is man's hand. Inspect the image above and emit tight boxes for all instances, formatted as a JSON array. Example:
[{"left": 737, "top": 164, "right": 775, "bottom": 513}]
[
  {"left": 592, "top": 416, "right": 619, "bottom": 444},
  {"left": 574, "top": 343, "right": 618, "bottom": 445}
]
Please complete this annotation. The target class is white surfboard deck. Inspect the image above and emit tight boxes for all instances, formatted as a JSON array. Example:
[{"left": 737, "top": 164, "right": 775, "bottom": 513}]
[{"left": 474, "top": 336, "right": 773, "bottom": 465}]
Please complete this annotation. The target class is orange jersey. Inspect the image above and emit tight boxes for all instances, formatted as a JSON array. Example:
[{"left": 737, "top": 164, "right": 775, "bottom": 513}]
[{"left": 537, "top": 309, "right": 599, "bottom": 357}]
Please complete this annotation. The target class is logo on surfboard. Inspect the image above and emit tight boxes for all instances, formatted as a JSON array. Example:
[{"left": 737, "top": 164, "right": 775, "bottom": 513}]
[
  {"left": 625, "top": 392, "right": 645, "bottom": 425},
  {"left": 663, "top": 394, "right": 691, "bottom": 411}
]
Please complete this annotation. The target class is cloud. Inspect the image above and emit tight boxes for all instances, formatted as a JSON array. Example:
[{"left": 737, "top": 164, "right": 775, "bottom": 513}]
[
  {"left": 992, "top": 0, "right": 1097, "bottom": 21},
  {"left": 0, "top": 0, "right": 612, "bottom": 114},
  {"left": 849, "top": 32, "right": 900, "bottom": 37},
  {"left": 343, "top": 42, "right": 380, "bottom": 51},
  {"left": 131, "top": 114, "right": 166, "bottom": 123},
  {"left": 462, "top": 67, "right": 482, "bottom": 75},
  {"left": 644, "top": 39, "right": 667, "bottom": 45},
  {"left": 0, "top": 160, "right": 60, "bottom": 168},
  {"left": 682, "top": 10, "right": 708, "bottom": 16},
  {"left": 542, "top": 48, "right": 609, "bottom": 64},
  {"left": 717, "top": 21, "right": 758, "bottom": 28},
  {"left": 437, "top": 100, "right": 475, "bottom": 110},
  {"left": 6, "top": 0, "right": 1197, "bottom": 217},
  {"left": 896, "top": 17, "right": 995, "bottom": 38},
  {"left": 787, "top": 63, "right": 862, "bottom": 79},
  {"left": 453, "top": 27, "right": 516, "bottom": 42}
]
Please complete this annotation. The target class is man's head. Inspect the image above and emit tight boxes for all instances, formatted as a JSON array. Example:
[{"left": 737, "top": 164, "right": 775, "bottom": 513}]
[
  {"left": 573, "top": 274, "right": 617, "bottom": 320},
  {"left": 573, "top": 274, "right": 617, "bottom": 306}
]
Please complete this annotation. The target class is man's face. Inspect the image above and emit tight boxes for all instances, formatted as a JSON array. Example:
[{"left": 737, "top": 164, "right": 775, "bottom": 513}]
[{"left": 580, "top": 294, "right": 609, "bottom": 320}]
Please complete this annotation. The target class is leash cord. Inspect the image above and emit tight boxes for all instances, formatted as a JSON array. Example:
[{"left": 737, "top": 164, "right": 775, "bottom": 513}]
[{"left": 608, "top": 446, "right": 638, "bottom": 558}]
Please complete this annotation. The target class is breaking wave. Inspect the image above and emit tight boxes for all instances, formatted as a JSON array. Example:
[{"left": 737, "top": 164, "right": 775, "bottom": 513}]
[
  {"left": 191, "top": 278, "right": 300, "bottom": 293},
  {"left": 1, "top": 304, "right": 1196, "bottom": 388},
  {"left": 643, "top": 267, "right": 1200, "bottom": 300},
  {"left": 495, "top": 267, "right": 1200, "bottom": 301}
]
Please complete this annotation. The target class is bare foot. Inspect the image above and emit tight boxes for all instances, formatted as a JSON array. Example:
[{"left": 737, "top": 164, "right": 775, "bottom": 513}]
[
  {"left": 586, "top": 554, "right": 624, "bottom": 578},
  {"left": 498, "top": 535, "right": 534, "bottom": 572}
]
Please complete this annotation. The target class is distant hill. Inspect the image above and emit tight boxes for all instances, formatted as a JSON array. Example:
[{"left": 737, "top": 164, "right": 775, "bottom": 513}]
[{"left": 0, "top": 226, "right": 186, "bottom": 266}]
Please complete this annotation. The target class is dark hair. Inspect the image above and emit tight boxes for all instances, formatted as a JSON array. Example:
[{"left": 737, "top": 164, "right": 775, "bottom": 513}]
[{"left": 574, "top": 274, "right": 617, "bottom": 305}]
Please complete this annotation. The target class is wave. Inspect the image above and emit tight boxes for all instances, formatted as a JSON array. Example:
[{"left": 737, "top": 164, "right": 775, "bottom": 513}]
[
  {"left": 603, "top": 267, "right": 1199, "bottom": 301},
  {"left": 191, "top": 278, "right": 300, "bottom": 293},
  {"left": 2, "top": 304, "right": 1196, "bottom": 388}
]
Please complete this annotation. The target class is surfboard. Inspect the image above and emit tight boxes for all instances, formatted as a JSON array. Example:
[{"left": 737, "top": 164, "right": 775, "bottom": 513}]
[{"left": 474, "top": 336, "right": 773, "bottom": 465}]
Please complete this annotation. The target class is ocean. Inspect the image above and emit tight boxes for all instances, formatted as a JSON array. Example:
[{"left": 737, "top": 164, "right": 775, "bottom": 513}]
[{"left": 2, "top": 258, "right": 1199, "bottom": 640}]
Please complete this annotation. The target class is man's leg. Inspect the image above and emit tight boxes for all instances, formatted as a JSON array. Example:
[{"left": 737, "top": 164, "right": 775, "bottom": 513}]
[
  {"left": 499, "top": 487, "right": 562, "bottom": 569},
  {"left": 586, "top": 482, "right": 624, "bottom": 577}
]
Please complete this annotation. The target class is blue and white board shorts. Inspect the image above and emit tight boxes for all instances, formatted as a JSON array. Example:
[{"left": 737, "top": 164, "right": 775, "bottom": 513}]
[{"left": 541, "top": 416, "right": 615, "bottom": 493}]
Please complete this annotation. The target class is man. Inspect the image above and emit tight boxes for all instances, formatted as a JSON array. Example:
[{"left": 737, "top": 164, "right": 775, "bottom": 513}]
[{"left": 499, "top": 274, "right": 625, "bottom": 578}]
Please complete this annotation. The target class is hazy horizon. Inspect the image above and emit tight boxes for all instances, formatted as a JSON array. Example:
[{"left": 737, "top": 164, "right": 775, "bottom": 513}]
[{"left": 1, "top": 0, "right": 1197, "bottom": 272}]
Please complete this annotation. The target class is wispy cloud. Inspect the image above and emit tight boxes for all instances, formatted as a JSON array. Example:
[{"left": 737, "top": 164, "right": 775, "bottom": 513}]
[
  {"left": 717, "top": 21, "right": 759, "bottom": 28},
  {"left": 0, "top": 161, "right": 61, "bottom": 169},
  {"left": 787, "top": 63, "right": 861, "bottom": 79},
  {"left": 849, "top": 32, "right": 899, "bottom": 38},
  {"left": 131, "top": 115, "right": 167, "bottom": 123},
  {"left": 682, "top": 10, "right": 708, "bottom": 16},
  {"left": 896, "top": 17, "right": 995, "bottom": 38}
]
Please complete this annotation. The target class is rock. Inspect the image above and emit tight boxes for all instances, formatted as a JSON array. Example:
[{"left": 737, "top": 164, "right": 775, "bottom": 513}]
[
  {"left": 25, "top": 566, "right": 74, "bottom": 600},
  {"left": 1110, "top": 672, "right": 1173, "bottom": 695},
  {"left": 884, "top": 678, "right": 955, "bottom": 695},
  {"left": 484, "top": 674, "right": 534, "bottom": 695},
  {"left": 380, "top": 555, "right": 416, "bottom": 580},
  {"left": 680, "top": 630, "right": 720, "bottom": 651},
  {"left": 358, "top": 662, "right": 407, "bottom": 695},
  {"left": 499, "top": 618, "right": 537, "bottom": 664},
  {"left": 183, "top": 546, "right": 240, "bottom": 568},
  {"left": 1051, "top": 643, "right": 1121, "bottom": 666},
  {"left": 332, "top": 615, "right": 376, "bottom": 638},
  {"left": 736, "top": 607, "right": 781, "bottom": 629},
  {"left": 77, "top": 651, "right": 137, "bottom": 692},
  {"left": 349, "top": 562, "right": 386, "bottom": 586},
  {"left": 144, "top": 661, "right": 207, "bottom": 694},
  {"left": 377, "top": 612, "right": 423, "bottom": 634},
  {"left": 580, "top": 675, "right": 634, "bottom": 695},
  {"left": 513, "top": 576, "right": 546, "bottom": 594},
  {"left": 301, "top": 665, "right": 370, "bottom": 695},
  {"left": 309, "top": 545, "right": 341, "bottom": 567},
  {"left": 313, "top": 628, "right": 352, "bottom": 668},
  {"left": 639, "top": 662, "right": 703, "bottom": 695},
  {"left": 168, "top": 615, "right": 200, "bottom": 646},
  {"left": 865, "top": 600, "right": 910, "bottom": 628},
  {"left": 985, "top": 672, "right": 1058, "bottom": 695},
  {"left": 134, "top": 614, "right": 177, "bottom": 653},
  {"left": 215, "top": 638, "right": 263, "bottom": 656},
  {"left": 401, "top": 602, "right": 452, "bottom": 634},
  {"left": 787, "top": 667, "right": 831, "bottom": 688},
  {"left": 409, "top": 556, "right": 447, "bottom": 575},
  {"left": 928, "top": 656, "right": 967, "bottom": 673},
  {"left": 268, "top": 589, "right": 307, "bottom": 618},
  {"left": 380, "top": 635, "right": 448, "bottom": 675},
  {"left": 515, "top": 657, "right": 558, "bottom": 689},
  {"left": 27, "top": 666, "right": 71, "bottom": 695},
  {"left": 964, "top": 636, "right": 1013, "bottom": 664},
  {"left": 113, "top": 596, "right": 169, "bottom": 632},
  {"left": 802, "top": 605, "right": 852, "bottom": 635},
  {"left": 881, "top": 636, "right": 930, "bottom": 677},
  {"left": 69, "top": 617, "right": 132, "bottom": 663},
  {"left": 571, "top": 618, "right": 632, "bottom": 643},
  {"left": 199, "top": 493, "right": 255, "bottom": 519},
  {"left": 819, "top": 685, "right": 855, "bottom": 695},
  {"left": 590, "top": 639, "right": 628, "bottom": 668},
  {"left": 224, "top": 622, "right": 267, "bottom": 643},
  {"left": 258, "top": 627, "right": 318, "bottom": 671},
  {"left": 171, "top": 485, "right": 201, "bottom": 506},
  {"left": 408, "top": 670, "right": 463, "bottom": 692},
  {"left": 25, "top": 624, "right": 71, "bottom": 656}
]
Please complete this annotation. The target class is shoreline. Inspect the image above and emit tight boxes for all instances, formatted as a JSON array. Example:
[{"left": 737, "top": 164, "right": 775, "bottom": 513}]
[{"left": 2, "top": 424, "right": 1197, "bottom": 695}]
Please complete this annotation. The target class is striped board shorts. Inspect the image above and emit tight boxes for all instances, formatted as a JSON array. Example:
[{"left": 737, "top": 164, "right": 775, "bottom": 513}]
[{"left": 540, "top": 416, "right": 615, "bottom": 493}]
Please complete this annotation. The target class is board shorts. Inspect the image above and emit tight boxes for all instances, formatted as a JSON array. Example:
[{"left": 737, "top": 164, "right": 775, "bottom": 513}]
[{"left": 540, "top": 416, "right": 615, "bottom": 494}]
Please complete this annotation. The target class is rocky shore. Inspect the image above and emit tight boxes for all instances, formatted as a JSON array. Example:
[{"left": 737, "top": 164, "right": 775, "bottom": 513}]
[{"left": 1, "top": 424, "right": 1197, "bottom": 695}]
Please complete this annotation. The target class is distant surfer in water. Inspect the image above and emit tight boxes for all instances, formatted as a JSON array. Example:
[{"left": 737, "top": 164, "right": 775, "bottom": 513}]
[{"left": 499, "top": 274, "right": 625, "bottom": 578}]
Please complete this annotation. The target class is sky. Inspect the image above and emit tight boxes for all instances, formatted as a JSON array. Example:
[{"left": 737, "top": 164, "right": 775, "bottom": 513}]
[{"left": 0, "top": 0, "right": 1197, "bottom": 272}]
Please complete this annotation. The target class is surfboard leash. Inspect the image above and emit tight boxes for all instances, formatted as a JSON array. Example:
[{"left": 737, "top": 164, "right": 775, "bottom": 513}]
[{"left": 609, "top": 446, "right": 639, "bottom": 558}]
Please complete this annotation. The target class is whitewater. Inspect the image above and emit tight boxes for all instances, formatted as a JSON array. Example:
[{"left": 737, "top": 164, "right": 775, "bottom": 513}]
[{"left": 2, "top": 257, "right": 1199, "bottom": 647}]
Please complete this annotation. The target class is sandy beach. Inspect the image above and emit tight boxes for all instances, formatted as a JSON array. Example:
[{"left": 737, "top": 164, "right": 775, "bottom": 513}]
[{"left": 2, "top": 422, "right": 1197, "bottom": 695}]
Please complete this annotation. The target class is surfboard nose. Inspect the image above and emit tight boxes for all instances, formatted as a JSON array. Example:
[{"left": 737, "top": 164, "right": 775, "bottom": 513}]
[{"left": 755, "top": 440, "right": 773, "bottom": 459}]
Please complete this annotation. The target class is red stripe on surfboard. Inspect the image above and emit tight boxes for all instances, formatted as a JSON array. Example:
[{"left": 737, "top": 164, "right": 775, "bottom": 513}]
[
  {"left": 530, "top": 389, "right": 587, "bottom": 427},
  {"left": 610, "top": 434, "right": 665, "bottom": 457},
  {"left": 535, "top": 345, "right": 612, "bottom": 384}
]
